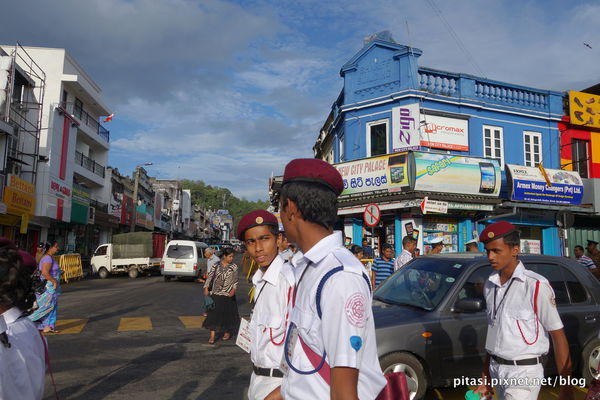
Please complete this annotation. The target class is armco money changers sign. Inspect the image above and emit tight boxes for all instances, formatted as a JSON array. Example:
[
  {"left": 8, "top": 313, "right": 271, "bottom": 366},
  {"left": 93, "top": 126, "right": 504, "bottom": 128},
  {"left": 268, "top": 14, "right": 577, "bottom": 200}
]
[{"left": 507, "top": 165, "right": 584, "bottom": 205}]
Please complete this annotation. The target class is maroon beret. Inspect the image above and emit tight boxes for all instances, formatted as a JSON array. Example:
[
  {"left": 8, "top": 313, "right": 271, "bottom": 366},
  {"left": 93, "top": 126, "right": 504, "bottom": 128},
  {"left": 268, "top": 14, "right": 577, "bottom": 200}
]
[
  {"left": 479, "top": 221, "right": 518, "bottom": 244},
  {"left": 282, "top": 158, "right": 344, "bottom": 196},
  {"left": 237, "top": 210, "right": 279, "bottom": 240},
  {"left": 0, "top": 237, "right": 17, "bottom": 249}
]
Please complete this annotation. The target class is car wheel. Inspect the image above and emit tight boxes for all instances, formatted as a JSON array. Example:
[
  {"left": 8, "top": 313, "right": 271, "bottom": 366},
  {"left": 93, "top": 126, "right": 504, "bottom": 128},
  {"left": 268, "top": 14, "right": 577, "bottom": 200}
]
[
  {"left": 379, "top": 352, "right": 427, "bottom": 400},
  {"left": 582, "top": 337, "right": 600, "bottom": 385},
  {"left": 128, "top": 267, "right": 139, "bottom": 279},
  {"left": 164, "top": 275, "right": 171, "bottom": 282},
  {"left": 98, "top": 268, "right": 109, "bottom": 279}
]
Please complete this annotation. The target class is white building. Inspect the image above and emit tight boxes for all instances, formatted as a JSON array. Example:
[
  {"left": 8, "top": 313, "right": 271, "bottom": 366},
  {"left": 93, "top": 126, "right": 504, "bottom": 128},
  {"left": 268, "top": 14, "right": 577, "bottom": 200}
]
[{"left": 3, "top": 46, "right": 112, "bottom": 254}]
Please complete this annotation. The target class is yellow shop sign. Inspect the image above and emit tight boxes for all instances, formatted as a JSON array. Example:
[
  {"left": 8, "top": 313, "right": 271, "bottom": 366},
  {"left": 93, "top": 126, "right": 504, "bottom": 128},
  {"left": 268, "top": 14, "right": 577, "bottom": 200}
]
[{"left": 4, "top": 187, "right": 36, "bottom": 215}]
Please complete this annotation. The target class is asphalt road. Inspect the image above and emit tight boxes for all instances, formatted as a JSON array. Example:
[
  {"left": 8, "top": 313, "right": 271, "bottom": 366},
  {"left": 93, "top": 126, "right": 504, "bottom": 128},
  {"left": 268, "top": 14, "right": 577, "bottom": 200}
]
[
  {"left": 42, "top": 263, "right": 590, "bottom": 400},
  {"left": 43, "top": 266, "right": 254, "bottom": 400}
]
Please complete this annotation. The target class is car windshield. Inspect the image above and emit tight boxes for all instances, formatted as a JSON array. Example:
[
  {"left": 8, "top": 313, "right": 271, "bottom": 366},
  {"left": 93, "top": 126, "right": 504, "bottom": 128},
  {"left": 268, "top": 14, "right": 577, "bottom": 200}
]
[
  {"left": 167, "top": 245, "right": 194, "bottom": 259},
  {"left": 374, "top": 258, "right": 467, "bottom": 311}
]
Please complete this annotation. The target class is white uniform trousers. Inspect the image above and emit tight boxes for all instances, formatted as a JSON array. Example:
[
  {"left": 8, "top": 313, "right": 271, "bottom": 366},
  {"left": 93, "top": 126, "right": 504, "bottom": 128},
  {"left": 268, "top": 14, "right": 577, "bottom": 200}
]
[
  {"left": 490, "top": 359, "right": 543, "bottom": 400},
  {"left": 247, "top": 372, "right": 282, "bottom": 400}
]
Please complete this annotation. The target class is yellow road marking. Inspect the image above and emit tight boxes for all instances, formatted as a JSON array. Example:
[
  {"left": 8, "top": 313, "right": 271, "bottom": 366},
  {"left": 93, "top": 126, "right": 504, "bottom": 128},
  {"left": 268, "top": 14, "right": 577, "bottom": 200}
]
[
  {"left": 43, "top": 319, "right": 88, "bottom": 335},
  {"left": 118, "top": 317, "right": 152, "bottom": 331},
  {"left": 178, "top": 316, "right": 206, "bottom": 329}
]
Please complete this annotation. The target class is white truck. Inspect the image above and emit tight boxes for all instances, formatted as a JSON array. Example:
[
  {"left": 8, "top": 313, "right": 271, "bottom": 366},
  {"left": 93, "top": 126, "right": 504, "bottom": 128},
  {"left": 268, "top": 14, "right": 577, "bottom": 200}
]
[{"left": 91, "top": 232, "right": 167, "bottom": 279}]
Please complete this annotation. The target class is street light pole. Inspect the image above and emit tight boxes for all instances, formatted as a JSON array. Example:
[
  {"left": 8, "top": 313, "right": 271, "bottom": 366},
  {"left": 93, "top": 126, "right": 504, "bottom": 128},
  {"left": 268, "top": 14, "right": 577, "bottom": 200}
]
[{"left": 130, "top": 162, "right": 153, "bottom": 233}]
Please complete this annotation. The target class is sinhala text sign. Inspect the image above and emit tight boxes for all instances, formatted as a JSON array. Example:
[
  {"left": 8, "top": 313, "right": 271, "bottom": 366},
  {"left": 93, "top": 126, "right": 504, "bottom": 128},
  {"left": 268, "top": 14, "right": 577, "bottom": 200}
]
[
  {"left": 413, "top": 152, "right": 501, "bottom": 196},
  {"left": 507, "top": 165, "right": 583, "bottom": 205},
  {"left": 335, "top": 153, "right": 410, "bottom": 198}
]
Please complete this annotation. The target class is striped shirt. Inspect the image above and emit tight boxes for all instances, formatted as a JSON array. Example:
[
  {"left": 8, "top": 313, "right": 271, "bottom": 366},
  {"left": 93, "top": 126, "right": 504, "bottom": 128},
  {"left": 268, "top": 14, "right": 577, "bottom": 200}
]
[
  {"left": 577, "top": 255, "right": 597, "bottom": 270},
  {"left": 372, "top": 257, "right": 395, "bottom": 287}
]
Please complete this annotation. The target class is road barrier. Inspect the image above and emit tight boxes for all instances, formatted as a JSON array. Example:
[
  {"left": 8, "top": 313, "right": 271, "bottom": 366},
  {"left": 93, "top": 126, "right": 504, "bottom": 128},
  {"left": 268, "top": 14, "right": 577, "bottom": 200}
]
[{"left": 59, "top": 254, "right": 84, "bottom": 283}]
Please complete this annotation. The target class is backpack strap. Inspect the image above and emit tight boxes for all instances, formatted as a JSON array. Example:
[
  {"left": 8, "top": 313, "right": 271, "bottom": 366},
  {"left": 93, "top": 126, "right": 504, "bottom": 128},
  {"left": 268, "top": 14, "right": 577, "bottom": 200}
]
[{"left": 315, "top": 266, "right": 372, "bottom": 319}]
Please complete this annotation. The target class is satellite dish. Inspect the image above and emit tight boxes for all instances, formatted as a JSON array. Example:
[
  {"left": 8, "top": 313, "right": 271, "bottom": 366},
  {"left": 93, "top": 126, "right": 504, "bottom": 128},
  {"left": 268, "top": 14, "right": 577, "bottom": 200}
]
[{"left": 556, "top": 210, "right": 574, "bottom": 229}]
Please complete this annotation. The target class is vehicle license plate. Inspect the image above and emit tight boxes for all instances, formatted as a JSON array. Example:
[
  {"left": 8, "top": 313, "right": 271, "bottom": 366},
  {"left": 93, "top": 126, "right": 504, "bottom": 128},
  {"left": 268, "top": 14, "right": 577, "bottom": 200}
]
[{"left": 175, "top": 263, "right": 183, "bottom": 268}]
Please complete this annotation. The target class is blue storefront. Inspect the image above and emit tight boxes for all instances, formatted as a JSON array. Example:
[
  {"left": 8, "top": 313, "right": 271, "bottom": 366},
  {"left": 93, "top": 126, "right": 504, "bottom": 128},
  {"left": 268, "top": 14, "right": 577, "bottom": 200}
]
[{"left": 316, "top": 33, "right": 585, "bottom": 256}]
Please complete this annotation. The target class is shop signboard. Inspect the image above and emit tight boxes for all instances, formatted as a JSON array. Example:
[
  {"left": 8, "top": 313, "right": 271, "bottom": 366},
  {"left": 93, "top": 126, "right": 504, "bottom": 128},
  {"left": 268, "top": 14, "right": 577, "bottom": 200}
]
[
  {"left": 507, "top": 164, "right": 584, "bottom": 205},
  {"left": 569, "top": 90, "right": 600, "bottom": 129},
  {"left": 4, "top": 174, "right": 36, "bottom": 216},
  {"left": 391, "top": 103, "right": 421, "bottom": 152},
  {"left": 335, "top": 152, "right": 410, "bottom": 198},
  {"left": 110, "top": 192, "right": 122, "bottom": 218},
  {"left": 413, "top": 152, "right": 501, "bottom": 196},
  {"left": 420, "top": 114, "right": 469, "bottom": 151}
]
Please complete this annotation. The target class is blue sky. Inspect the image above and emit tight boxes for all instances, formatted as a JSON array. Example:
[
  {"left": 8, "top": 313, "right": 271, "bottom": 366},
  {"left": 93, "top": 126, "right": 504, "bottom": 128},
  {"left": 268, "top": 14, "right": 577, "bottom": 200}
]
[{"left": 1, "top": 0, "right": 598, "bottom": 200}]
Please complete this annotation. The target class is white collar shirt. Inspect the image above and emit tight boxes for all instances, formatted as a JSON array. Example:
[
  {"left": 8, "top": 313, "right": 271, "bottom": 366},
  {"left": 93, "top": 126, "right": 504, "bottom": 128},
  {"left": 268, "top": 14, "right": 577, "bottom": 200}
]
[
  {"left": 281, "top": 231, "right": 386, "bottom": 400},
  {"left": 249, "top": 255, "right": 295, "bottom": 368},
  {"left": 484, "top": 261, "right": 564, "bottom": 360},
  {"left": 0, "top": 307, "right": 46, "bottom": 400},
  {"left": 394, "top": 248, "right": 413, "bottom": 270},
  {"left": 207, "top": 254, "right": 220, "bottom": 273}
]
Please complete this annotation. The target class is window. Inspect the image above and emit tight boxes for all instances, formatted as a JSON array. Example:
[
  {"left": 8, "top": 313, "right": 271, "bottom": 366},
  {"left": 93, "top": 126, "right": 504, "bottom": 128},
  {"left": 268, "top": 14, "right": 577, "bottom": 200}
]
[
  {"left": 166, "top": 245, "right": 194, "bottom": 259},
  {"left": 523, "top": 131, "right": 542, "bottom": 167},
  {"left": 339, "top": 135, "right": 345, "bottom": 162},
  {"left": 572, "top": 139, "right": 589, "bottom": 179},
  {"left": 483, "top": 126, "right": 504, "bottom": 165},
  {"left": 74, "top": 98, "right": 83, "bottom": 119},
  {"left": 525, "top": 263, "right": 572, "bottom": 305},
  {"left": 95, "top": 245, "right": 108, "bottom": 256},
  {"left": 457, "top": 266, "right": 493, "bottom": 308},
  {"left": 367, "top": 119, "right": 388, "bottom": 157}
]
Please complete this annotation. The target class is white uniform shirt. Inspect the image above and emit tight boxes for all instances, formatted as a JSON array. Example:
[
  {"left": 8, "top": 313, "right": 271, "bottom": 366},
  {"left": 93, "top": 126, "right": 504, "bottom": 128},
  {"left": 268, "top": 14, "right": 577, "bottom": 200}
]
[
  {"left": 249, "top": 254, "right": 295, "bottom": 369},
  {"left": 207, "top": 254, "right": 220, "bottom": 274},
  {"left": 484, "top": 261, "right": 564, "bottom": 360},
  {"left": 0, "top": 307, "right": 46, "bottom": 400},
  {"left": 281, "top": 231, "right": 387, "bottom": 400},
  {"left": 394, "top": 248, "right": 412, "bottom": 271}
]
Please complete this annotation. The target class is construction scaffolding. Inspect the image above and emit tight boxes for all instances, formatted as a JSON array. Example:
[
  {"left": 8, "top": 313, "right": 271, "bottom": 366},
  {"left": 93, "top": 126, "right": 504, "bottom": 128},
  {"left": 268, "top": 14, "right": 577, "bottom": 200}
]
[{"left": 0, "top": 43, "right": 46, "bottom": 187}]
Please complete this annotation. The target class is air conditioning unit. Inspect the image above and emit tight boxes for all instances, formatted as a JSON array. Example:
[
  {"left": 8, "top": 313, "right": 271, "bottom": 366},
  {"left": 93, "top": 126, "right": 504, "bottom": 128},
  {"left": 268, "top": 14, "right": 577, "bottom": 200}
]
[{"left": 88, "top": 206, "right": 95, "bottom": 224}]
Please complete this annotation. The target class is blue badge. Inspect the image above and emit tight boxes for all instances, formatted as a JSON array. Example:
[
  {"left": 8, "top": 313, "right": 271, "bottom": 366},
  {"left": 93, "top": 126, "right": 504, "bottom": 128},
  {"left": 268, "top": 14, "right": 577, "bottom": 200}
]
[{"left": 350, "top": 336, "right": 362, "bottom": 352}]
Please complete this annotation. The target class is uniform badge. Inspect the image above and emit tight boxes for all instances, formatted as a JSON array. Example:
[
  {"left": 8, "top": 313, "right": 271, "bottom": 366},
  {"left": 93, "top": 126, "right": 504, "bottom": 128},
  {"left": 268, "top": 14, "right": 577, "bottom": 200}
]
[
  {"left": 550, "top": 296, "right": 556, "bottom": 307},
  {"left": 255, "top": 216, "right": 264, "bottom": 224},
  {"left": 350, "top": 336, "right": 362, "bottom": 352},
  {"left": 488, "top": 232, "right": 495, "bottom": 239},
  {"left": 345, "top": 292, "right": 367, "bottom": 328}
]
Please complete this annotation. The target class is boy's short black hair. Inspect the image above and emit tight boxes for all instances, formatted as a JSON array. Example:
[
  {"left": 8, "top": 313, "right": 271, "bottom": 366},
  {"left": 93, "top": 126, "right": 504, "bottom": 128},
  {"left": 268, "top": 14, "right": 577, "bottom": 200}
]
[
  {"left": 382, "top": 243, "right": 393, "bottom": 251},
  {"left": 502, "top": 230, "right": 521, "bottom": 248},
  {"left": 280, "top": 181, "right": 338, "bottom": 230}
]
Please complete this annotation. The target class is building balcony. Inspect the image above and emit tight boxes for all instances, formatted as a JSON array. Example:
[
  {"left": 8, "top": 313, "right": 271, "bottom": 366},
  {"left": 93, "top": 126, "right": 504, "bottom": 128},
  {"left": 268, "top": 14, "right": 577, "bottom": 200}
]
[
  {"left": 61, "top": 102, "right": 110, "bottom": 144},
  {"left": 74, "top": 151, "right": 105, "bottom": 188}
]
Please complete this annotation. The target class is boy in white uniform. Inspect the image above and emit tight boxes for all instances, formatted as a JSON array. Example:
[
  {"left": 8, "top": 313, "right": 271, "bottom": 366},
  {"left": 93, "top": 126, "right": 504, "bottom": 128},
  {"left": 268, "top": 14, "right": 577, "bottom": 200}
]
[
  {"left": 276, "top": 158, "right": 386, "bottom": 400},
  {"left": 475, "top": 221, "right": 573, "bottom": 400},
  {"left": 238, "top": 210, "right": 295, "bottom": 400}
]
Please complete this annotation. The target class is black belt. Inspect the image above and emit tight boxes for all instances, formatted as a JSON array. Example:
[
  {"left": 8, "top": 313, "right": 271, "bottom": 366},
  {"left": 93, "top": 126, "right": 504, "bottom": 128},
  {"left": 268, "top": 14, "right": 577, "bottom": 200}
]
[
  {"left": 490, "top": 354, "right": 545, "bottom": 366},
  {"left": 253, "top": 365, "right": 284, "bottom": 378}
]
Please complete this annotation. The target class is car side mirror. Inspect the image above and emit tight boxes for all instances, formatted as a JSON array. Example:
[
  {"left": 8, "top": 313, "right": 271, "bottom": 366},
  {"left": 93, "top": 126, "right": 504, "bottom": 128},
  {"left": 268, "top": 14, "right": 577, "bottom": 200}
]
[{"left": 453, "top": 298, "right": 484, "bottom": 313}]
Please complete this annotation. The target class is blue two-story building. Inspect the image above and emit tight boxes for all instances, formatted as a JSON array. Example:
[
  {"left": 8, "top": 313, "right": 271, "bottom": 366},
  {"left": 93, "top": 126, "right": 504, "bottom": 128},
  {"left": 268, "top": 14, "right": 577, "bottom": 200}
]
[{"left": 314, "top": 34, "right": 590, "bottom": 257}]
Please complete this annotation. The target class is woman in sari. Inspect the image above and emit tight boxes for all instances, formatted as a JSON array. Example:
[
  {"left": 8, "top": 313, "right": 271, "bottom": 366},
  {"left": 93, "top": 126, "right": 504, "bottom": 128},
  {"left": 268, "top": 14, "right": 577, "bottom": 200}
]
[
  {"left": 203, "top": 247, "right": 239, "bottom": 344},
  {"left": 28, "top": 242, "right": 61, "bottom": 333}
]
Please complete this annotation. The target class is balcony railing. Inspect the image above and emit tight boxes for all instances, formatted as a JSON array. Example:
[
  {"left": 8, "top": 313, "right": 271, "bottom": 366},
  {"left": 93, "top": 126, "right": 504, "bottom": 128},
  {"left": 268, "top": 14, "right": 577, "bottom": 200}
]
[
  {"left": 61, "top": 102, "right": 110, "bottom": 143},
  {"left": 417, "top": 67, "right": 552, "bottom": 112},
  {"left": 75, "top": 151, "right": 105, "bottom": 178}
]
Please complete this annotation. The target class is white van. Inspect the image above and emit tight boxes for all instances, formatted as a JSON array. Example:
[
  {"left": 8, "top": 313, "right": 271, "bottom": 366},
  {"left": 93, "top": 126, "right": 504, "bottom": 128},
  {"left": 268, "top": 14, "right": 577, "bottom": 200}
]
[{"left": 161, "top": 240, "right": 208, "bottom": 281}]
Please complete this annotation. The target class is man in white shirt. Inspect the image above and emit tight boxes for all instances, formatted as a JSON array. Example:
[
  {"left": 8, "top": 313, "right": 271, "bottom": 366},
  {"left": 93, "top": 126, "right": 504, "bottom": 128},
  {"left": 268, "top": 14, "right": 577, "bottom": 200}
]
[
  {"left": 394, "top": 235, "right": 416, "bottom": 271},
  {"left": 277, "top": 158, "right": 386, "bottom": 400},
  {"left": 237, "top": 210, "right": 295, "bottom": 400},
  {"left": 0, "top": 244, "right": 46, "bottom": 400},
  {"left": 205, "top": 247, "right": 220, "bottom": 274},
  {"left": 475, "top": 221, "right": 572, "bottom": 400}
]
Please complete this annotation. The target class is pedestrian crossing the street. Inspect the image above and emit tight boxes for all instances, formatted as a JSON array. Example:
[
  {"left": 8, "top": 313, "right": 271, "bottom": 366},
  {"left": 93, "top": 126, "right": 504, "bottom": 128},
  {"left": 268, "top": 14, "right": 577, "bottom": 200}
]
[{"left": 43, "top": 316, "right": 207, "bottom": 335}]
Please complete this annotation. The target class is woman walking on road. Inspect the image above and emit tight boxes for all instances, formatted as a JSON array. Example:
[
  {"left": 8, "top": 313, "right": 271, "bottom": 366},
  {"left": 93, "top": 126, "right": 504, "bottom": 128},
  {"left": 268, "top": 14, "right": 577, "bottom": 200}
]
[
  {"left": 28, "top": 242, "right": 61, "bottom": 333},
  {"left": 203, "top": 247, "right": 240, "bottom": 344}
]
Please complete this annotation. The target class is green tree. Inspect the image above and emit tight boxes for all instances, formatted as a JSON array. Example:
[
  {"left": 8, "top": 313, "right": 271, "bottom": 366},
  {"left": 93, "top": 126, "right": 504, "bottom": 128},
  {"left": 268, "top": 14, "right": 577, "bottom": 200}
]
[{"left": 180, "top": 179, "right": 270, "bottom": 238}]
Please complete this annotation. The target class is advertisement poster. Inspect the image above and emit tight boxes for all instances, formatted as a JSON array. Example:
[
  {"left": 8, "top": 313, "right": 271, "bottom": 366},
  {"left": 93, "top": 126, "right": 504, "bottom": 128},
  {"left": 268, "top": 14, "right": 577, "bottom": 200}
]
[
  {"left": 110, "top": 192, "right": 122, "bottom": 218},
  {"left": 421, "top": 114, "right": 469, "bottom": 151},
  {"left": 120, "top": 195, "right": 133, "bottom": 226},
  {"left": 520, "top": 239, "right": 541, "bottom": 254},
  {"left": 413, "top": 152, "right": 501, "bottom": 196},
  {"left": 569, "top": 90, "right": 600, "bottom": 129},
  {"left": 335, "top": 152, "right": 410, "bottom": 198},
  {"left": 507, "top": 164, "right": 583, "bottom": 205},
  {"left": 391, "top": 103, "right": 421, "bottom": 152}
]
